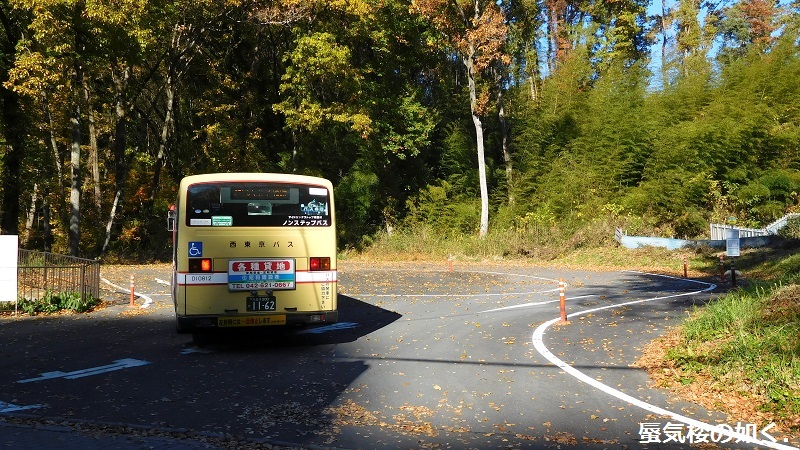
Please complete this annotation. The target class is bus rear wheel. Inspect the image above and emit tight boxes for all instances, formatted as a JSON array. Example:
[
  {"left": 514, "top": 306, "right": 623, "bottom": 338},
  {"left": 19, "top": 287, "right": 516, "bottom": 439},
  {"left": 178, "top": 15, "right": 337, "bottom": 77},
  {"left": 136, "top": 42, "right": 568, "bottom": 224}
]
[
  {"left": 192, "top": 332, "right": 212, "bottom": 347},
  {"left": 175, "top": 315, "right": 189, "bottom": 334}
]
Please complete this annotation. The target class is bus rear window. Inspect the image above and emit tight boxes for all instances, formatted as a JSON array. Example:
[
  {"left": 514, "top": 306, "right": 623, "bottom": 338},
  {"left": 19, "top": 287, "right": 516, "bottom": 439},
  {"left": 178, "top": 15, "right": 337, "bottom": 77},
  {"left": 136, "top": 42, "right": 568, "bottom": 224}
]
[{"left": 186, "top": 182, "right": 331, "bottom": 227}]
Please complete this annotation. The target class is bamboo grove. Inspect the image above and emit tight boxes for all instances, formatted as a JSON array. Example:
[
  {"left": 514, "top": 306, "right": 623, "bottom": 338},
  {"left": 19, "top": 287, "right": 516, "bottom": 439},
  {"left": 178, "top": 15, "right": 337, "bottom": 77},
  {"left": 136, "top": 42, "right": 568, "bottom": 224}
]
[{"left": 0, "top": 0, "right": 798, "bottom": 259}]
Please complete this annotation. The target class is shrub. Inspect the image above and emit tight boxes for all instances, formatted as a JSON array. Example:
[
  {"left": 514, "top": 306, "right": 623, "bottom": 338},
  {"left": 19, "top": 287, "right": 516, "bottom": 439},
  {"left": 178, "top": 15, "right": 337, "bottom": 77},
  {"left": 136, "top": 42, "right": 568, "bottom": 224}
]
[
  {"left": 778, "top": 216, "right": 800, "bottom": 240},
  {"left": 12, "top": 291, "right": 101, "bottom": 315}
]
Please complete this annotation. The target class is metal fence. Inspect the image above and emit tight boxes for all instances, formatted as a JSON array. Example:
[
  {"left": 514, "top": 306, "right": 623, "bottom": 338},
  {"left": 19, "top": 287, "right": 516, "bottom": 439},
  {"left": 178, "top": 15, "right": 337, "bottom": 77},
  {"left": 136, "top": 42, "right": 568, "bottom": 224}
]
[
  {"left": 709, "top": 213, "right": 800, "bottom": 240},
  {"left": 709, "top": 224, "right": 769, "bottom": 240},
  {"left": 615, "top": 227, "right": 776, "bottom": 250},
  {"left": 765, "top": 213, "right": 800, "bottom": 235},
  {"left": 17, "top": 249, "right": 100, "bottom": 301}
]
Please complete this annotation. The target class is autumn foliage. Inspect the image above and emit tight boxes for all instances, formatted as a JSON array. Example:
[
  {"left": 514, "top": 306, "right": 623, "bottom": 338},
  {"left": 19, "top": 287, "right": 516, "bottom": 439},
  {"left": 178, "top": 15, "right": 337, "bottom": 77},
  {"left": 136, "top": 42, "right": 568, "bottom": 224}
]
[{"left": 0, "top": 0, "right": 796, "bottom": 258}]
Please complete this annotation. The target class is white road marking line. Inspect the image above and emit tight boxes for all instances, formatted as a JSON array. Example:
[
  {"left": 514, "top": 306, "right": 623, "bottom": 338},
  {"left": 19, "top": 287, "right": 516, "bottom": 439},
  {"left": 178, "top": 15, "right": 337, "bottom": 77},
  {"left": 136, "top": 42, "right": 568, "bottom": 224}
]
[
  {"left": 296, "top": 322, "right": 360, "bottom": 334},
  {"left": 531, "top": 272, "right": 798, "bottom": 450},
  {"left": 481, "top": 294, "right": 597, "bottom": 313},
  {"left": 180, "top": 347, "right": 214, "bottom": 355},
  {"left": 482, "top": 296, "right": 596, "bottom": 313},
  {"left": 17, "top": 359, "right": 150, "bottom": 383},
  {"left": 482, "top": 299, "right": 561, "bottom": 311},
  {"left": 0, "top": 400, "right": 44, "bottom": 413}
]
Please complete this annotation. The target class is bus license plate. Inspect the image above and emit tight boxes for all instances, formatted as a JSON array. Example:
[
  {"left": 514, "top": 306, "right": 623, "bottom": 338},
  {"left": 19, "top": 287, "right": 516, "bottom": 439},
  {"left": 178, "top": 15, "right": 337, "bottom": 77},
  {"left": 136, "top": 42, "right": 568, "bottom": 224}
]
[{"left": 247, "top": 296, "right": 276, "bottom": 312}]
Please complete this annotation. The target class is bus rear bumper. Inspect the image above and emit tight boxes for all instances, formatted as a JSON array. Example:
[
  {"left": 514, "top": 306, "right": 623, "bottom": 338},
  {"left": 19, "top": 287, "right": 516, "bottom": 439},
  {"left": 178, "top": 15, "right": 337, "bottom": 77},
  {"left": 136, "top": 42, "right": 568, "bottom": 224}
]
[{"left": 175, "top": 311, "right": 339, "bottom": 333}]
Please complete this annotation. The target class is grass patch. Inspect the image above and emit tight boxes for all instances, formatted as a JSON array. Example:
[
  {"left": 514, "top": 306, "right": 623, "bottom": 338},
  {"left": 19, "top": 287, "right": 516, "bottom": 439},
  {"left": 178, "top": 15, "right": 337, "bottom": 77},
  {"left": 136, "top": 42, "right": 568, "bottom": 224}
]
[
  {"left": 349, "top": 222, "right": 729, "bottom": 277},
  {"left": 650, "top": 282, "right": 800, "bottom": 429},
  {"left": 0, "top": 291, "right": 102, "bottom": 315},
  {"left": 351, "top": 225, "right": 574, "bottom": 262}
]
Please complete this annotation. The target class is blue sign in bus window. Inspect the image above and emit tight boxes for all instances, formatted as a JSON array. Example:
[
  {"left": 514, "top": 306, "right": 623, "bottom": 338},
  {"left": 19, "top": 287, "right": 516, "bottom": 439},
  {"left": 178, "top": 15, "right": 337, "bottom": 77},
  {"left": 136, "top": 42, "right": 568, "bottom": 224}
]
[{"left": 188, "top": 242, "right": 203, "bottom": 257}]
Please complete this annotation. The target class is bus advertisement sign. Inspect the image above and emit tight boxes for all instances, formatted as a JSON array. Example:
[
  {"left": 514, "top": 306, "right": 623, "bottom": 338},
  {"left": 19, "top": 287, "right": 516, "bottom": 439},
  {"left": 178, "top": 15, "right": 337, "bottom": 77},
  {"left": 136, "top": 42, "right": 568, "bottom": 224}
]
[{"left": 228, "top": 259, "right": 296, "bottom": 291}]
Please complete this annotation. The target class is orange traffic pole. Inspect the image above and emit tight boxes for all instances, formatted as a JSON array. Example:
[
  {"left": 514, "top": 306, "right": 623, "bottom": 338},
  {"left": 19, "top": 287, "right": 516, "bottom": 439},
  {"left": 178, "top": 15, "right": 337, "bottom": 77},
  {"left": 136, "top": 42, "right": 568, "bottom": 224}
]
[
  {"left": 130, "top": 274, "right": 135, "bottom": 306},
  {"left": 558, "top": 278, "right": 568, "bottom": 323}
]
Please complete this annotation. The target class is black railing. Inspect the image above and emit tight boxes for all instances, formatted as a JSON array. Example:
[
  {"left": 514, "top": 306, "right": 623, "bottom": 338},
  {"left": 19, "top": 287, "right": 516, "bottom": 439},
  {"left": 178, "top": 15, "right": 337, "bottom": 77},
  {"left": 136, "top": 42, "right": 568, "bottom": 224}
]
[{"left": 17, "top": 250, "right": 100, "bottom": 301}]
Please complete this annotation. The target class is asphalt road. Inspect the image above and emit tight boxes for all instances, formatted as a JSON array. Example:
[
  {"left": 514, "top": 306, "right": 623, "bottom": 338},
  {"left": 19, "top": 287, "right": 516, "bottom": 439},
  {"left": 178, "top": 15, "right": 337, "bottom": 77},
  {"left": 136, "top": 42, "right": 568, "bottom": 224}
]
[{"left": 1, "top": 261, "right": 796, "bottom": 449}]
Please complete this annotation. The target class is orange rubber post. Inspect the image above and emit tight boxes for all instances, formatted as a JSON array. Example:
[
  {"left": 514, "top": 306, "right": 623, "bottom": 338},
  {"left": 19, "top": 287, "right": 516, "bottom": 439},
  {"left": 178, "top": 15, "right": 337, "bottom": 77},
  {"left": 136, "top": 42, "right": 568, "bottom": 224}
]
[
  {"left": 130, "top": 274, "right": 135, "bottom": 306},
  {"left": 558, "top": 278, "right": 568, "bottom": 323}
]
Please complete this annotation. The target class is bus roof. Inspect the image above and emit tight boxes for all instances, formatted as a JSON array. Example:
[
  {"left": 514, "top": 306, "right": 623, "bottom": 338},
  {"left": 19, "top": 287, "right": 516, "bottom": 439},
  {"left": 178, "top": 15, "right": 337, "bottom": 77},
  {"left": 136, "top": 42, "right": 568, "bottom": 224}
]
[{"left": 179, "top": 173, "right": 333, "bottom": 188}]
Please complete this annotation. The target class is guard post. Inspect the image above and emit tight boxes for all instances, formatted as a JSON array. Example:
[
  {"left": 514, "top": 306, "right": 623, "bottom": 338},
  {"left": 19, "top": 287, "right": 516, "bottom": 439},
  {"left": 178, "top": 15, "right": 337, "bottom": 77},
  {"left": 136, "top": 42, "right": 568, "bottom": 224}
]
[
  {"left": 130, "top": 274, "right": 135, "bottom": 306},
  {"left": 558, "top": 278, "right": 568, "bottom": 323}
]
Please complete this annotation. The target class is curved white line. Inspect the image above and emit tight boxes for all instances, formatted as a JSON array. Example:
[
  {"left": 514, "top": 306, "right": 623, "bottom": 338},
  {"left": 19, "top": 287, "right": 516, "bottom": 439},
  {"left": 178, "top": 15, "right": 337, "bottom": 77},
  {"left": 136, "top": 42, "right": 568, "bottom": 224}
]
[
  {"left": 481, "top": 295, "right": 597, "bottom": 313},
  {"left": 532, "top": 272, "right": 797, "bottom": 450},
  {"left": 100, "top": 277, "right": 154, "bottom": 309},
  {"left": 482, "top": 299, "right": 561, "bottom": 311}
]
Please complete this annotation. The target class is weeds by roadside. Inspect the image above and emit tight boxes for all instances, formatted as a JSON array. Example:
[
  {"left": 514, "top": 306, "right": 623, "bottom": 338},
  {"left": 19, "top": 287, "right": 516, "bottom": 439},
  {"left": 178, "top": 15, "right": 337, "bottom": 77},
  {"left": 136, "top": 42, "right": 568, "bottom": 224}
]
[
  {"left": 349, "top": 224, "right": 718, "bottom": 275},
  {"left": 636, "top": 272, "right": 800, "bottom": 434},
  {"left": 0, "top": 291, "right": 102, "bottom": 316},
  {"left": 664, "top": 283, "right": 800, "bottom": 426}
]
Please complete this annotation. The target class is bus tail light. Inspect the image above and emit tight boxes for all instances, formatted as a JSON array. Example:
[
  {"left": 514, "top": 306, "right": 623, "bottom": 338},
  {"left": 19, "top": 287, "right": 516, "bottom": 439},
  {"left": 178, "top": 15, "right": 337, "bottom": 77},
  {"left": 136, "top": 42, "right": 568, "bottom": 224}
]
[
  {"left": 189, "top": 258, "right": 213, "bottom": 273},
  {"left": 309, "top": 257, "right": 330, "bottom": 271}
]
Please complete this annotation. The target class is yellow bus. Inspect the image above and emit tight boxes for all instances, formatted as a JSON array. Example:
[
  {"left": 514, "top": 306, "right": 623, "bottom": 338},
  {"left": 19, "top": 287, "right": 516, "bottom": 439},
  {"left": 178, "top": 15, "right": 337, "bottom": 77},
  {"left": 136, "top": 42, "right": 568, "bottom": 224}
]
[{"left": 168, "top": 173, "right": 337, "bottom": 334}]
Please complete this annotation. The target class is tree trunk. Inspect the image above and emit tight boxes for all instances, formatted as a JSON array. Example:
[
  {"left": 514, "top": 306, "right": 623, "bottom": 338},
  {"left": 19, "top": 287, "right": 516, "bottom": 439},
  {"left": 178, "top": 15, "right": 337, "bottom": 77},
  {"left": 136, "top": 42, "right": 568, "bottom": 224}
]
[
  {"left": 68, "top": 66, "right": 83, "bottom": 257},
  {"left": 24, "top": 184, "right": 38, "bottom": 246},
  {"left": 661, "top": 0, "right": 668, "bottom": 86},
  {"left": 546, "top": 0, "right": 569, "bottom": 70},
  {"left": 529, "top": 74, "right": 539, "bottom": 102},
  {"left": 42, "top": 194, "right": 53, "bottom": 252},
  {"left": 101, "top": 69, "right": 130, "bottom": 255},
  {"left": 102, "top": 189, "right": 122, "bottom": 254},
  {"left": 83, "top": 74, "right": 101, "bottom": 211},
  {"left": 465, "top": 52, "right": 489, "bottom": 238},
  {"left": 474, "top": 112, "right": 489, "bottom": 238},
  {"left": 497, "top": 86, "right": 512, "bottom": 206},
  {"left": 68, "top": 1, "right": 85, "bottom": 257},
  {"left": 149, "top": 66, "right": 173, "bottom": 212},
  {"left": 43, "top": 98, "right": 64, "bottom": 181}
]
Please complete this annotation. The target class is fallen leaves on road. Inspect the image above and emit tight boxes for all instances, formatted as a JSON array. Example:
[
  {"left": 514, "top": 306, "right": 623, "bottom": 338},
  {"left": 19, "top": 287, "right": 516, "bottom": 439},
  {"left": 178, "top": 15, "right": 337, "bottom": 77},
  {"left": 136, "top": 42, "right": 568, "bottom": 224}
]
[
  {"left": 545, "top": 431, "right": 577, "bottom": 444},
  {"left": 582, "top": 436, "right": 620, "bottom": 445}
]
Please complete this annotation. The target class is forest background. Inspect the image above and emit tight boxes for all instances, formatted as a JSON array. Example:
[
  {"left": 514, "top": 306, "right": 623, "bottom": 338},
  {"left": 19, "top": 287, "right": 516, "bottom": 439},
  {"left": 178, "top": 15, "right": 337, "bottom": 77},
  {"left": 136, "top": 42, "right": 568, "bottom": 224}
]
[{"left": 0, "top": 0, "right": 798, "bottom": 261}]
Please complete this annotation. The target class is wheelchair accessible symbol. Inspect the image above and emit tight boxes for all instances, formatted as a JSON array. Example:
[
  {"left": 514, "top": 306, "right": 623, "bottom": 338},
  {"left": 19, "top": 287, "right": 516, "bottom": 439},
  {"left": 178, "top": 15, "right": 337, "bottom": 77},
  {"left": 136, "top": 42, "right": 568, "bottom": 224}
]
[{"left": 188, "top": 242, "right": 203, "bottom": 257}]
